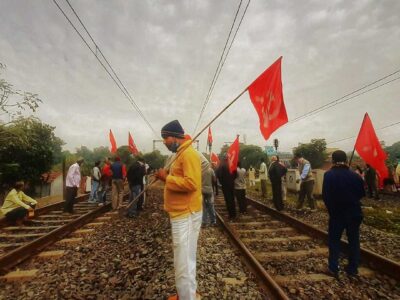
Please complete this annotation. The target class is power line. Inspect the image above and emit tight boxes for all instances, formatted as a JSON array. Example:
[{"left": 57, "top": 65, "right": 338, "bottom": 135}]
[
  {"left": 327, "top": 120, "right": 400, "bottom": 145},
  {"left": 52, "top": 0, "right": 158, "bottom": 137},
  {"left": 63, "top": 0, "right": 150, "bottom": 129},
  {"left": 193, "top": 0, "right": 251, "bottom": 134},
  {"left": 290, "top": 69, "right": 400, "bottom": 124}
]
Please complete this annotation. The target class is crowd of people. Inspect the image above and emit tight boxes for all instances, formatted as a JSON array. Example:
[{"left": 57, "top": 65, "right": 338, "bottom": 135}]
[{"left": 1, "top": 117, "right": 399, "bottom": 299}]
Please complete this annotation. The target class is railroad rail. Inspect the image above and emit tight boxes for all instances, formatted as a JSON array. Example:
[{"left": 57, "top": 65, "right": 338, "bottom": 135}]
[
  {"left": 215, "top": 194, "right": 400, "bottom": 299},
  {"left": 0, "top": 193, "right": 115, "bottom": 274}
]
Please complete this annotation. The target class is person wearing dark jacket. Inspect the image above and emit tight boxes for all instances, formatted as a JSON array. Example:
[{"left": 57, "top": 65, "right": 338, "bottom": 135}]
[
  {"left": 364, "top": 164, "right": 380, "bottom": 200},
  {"left": 126, "top": 157, "right": 146, "bottom": 217},
  {"left": 322, "top": 150, "right": 365, "bottom": 277},
  {"left": 216, "top": 157, "right": 237, "bottom": 220},
  {"left": 268, "top": 156, "right": 286, "bottom": 211}
]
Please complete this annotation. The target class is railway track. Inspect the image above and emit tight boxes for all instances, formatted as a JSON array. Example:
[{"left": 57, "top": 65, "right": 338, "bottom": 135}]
[
  {"left": 0, "top": 193, "right": 119, "bottom": 274},
  {"left": 215, "top": 194, "right": 400, "bottom": 299}
]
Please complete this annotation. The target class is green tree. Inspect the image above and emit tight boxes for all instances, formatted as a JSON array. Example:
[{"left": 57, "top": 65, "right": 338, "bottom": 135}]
[
  {"left": 240, "top": 144, "right": 269, "bottom": 169},
  {"left": 293, "top": 138, "right": 327, "bottom": 168},
  {"left": 385, "top": 141, "right": 400, "bottom": 166},
  {"left": 0, "top": 63, "right": 42, "bottom": 121},
  {"left": 143, "top": 150, "right": 167, "bottom": 170},
  {"left": 0, "top": 117, "right": 64, "bottom": 189},
  {"left": 218, "top": 143, "right": 268, "bottom": 169}
]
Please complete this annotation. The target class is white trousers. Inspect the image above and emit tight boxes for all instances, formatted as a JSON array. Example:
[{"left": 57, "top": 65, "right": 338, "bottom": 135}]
[{"left": 170, "top": 211, "right": 202, "bottom": 300}]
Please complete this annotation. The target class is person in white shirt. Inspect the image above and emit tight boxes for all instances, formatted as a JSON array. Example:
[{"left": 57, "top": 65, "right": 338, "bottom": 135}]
[
  {"left": 259, "top": 158, "right": 268, "bottom": 198},
  {"left": 64, "top": 158, "right": 84, "bottom": 214},
  {"left": 234, "top": 161, "right": 247, "bottom": 214},
  {"left": 89, "top": 161, "right": 101, "bottom": 203},
  {"left": 248, "top": 166, "right": 256, "bottom": 187}
]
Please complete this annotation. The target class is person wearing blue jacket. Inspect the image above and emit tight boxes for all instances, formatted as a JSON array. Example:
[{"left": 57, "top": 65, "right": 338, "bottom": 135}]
[{"left": 322, "top": 150, "right": 365, "bottom": 277}]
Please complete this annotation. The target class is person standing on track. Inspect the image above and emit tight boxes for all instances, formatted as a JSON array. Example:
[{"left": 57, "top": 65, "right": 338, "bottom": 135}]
[
  {"left": 259, "top": 158, "right": 268, "bottom": 198},
  {"left": 364, "top": 164, "right": 380, "bottom": 200},
  {"left": 234, "top": 161, "right": 247, "bottom": 214},
  {"left": 126, "top": 156, "right": 146, "bottom": 218},
  {"left": 322, "top": 150, "right": 365, "bottom": 277},
  {"left": 268, "top": 156, "right": 286, "bottom": 211},
  {"left": 1, "top": 181, "right": 37, "bottom": 226},
  {"left": 294, "top": 154, "right": 316, "bottom": 210},
  {"left": 110, "top": 156, "right": 127, "bottom": 210},
  {"left": 216, "top": 156, "right": 237, "bottom": 220},
  {"left": 248, "top": 165, "right": 256, "bottom": 187},
  {"left": 64, "top": 158, "right": 84, "bottom": 214},
  {"left": 200, "top": 153, "right": 216, "bottom": 227},
  {"left": 88, "top": 160, "right": 101, "bottom": 203},
  {"left": 155, "top": 120, "right": 202, "bottom": 300},
  {"left": 98, "top": 157, "right": 112, "bottom": 206}
]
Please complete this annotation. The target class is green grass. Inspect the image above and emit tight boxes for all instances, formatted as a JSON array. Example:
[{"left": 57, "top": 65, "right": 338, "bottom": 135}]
[
  {"left": 246, "top": 181, "right": 400, "bottom": 235},
  {"left": 363, "top": 208, "right": 400, "bottom": 235}
]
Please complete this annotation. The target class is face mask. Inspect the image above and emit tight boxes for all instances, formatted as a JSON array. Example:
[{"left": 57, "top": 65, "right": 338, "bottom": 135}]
[{"left": 167, "top": 142, "right": 180, "bottom": 153}]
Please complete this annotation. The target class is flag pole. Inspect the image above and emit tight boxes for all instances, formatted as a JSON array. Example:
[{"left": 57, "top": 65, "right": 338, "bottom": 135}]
[
  {"left": 349, "top": 112, "right": 367, "bottom": 166},
  {"left": 121, "top": 87, "right": 248, "bottom": 213},
  {"left": 193, "top": 88, "right": 248, "bottom": 141},
  {"left": 349, "top": 147, "right": 356, "bottom": 166}
]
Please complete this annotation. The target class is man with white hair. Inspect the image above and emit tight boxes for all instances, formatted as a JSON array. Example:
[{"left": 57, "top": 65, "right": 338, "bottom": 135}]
[{"left": 294, "top": 154, "right": 315, "bottom": 210}]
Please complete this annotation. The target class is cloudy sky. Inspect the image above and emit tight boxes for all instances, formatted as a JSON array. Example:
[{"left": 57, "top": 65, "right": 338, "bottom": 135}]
[{"left": 1, "top": 0, "right": 399, "bottom": 154}]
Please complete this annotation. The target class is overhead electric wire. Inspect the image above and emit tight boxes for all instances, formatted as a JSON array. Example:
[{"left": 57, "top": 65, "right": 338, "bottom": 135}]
[
  {"left": 52, "top": 0, "right": 158, "bottom": 137},
  {"left": 193, "top": 0, "right": 251, "bottom": 134},
  {"left": 290, "top": 69, "right": 400, "bottom": 124},
  {"left": 208, "top": 0, "right": 251, "bottom": 103},
  {"left": 63, "top": 0, "right": 153, "bottom": 133},
  {"left": 327, "top": 120, "right": 400, "bottom": 145}
]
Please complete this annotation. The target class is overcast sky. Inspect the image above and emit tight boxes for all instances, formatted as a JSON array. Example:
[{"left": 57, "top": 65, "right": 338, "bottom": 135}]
[{"left": 1, "top": 0, "right": 399, "bottom": 155}]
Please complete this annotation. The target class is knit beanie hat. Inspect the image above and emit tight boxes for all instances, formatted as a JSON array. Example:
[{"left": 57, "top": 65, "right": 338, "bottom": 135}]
[
  {"left": 332, "top": 150, "right": 347, "bottom": 164},
  {"left": 161, "top": 120, "right": 185, "bottom": 139}
]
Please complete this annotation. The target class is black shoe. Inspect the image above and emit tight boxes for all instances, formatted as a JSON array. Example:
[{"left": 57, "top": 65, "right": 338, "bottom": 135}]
[
  {"left": 326, "top": 268, "right": 339, "bottom": 279},
  {"left": 345, "top": 267, "right": 358, "bottom": 277}
]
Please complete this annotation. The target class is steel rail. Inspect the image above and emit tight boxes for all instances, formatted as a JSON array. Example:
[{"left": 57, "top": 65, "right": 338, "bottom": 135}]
[
  {"left": 216, "top": 211, "right": 289, "bottom": 300},
  {"left": 0, "top": 201, "right": 110, "bottom": 273},
  {"left": 245, "top": 196, "right": 400, "bottom": 281}
]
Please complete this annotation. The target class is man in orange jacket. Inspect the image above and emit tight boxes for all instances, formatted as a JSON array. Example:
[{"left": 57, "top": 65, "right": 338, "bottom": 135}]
[{"left": 155, "top": 120, "right": 202, "bottom": 300}]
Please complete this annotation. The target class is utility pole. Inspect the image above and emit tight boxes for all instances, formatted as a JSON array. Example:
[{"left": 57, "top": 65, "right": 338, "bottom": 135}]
[{"left": 273, "top": 138, "right": 279, "bottom": 152}]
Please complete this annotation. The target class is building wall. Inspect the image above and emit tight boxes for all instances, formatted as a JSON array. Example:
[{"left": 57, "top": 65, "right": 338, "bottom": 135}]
[{"left": 50, "top": 176, "right": 63, "bottom": 196}]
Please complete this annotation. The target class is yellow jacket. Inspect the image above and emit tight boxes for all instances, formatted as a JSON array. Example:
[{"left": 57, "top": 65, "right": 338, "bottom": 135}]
[
  {"left": 164, "top": 139, "right": 202, "bottom": 219},
  {"left": 1, "top": 189, "right": 37, "bottom": 215}
]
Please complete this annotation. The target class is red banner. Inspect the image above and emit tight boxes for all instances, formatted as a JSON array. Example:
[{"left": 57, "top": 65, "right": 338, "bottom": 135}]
[
  {"left": 354, "top": 113, "right": 388, "bottom": 185},
  {"left": 210, "top": 152, "right": 220, "bottom": 166},
  {"left": 128, "top": 132, "right": 139, "bottom": 155},
  {"left": 247, "top": 56, "right": 288, "bottom": 140},
  {"left": 109, "top": 129, "right": 117, "bottom": 154},
  {"left": 227, "top": 136, "right": 239, "bottom": 174}
]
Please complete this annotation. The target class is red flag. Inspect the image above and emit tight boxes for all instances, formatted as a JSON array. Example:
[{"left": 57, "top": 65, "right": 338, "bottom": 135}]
[
  {"left": 227, "top": 136, "right": 239, "bottom": 174},
  {"left": 354, "top": 113, "right": 388, "bottom": 185},
  {"left": 207, "top": 127, "right": 213, "bottom": 147},
  {"left": 109, "top": 129, "right": 117, "bottom": 154},
  {"left": 247, "top": 56, "right": 288, "bottom": 140},
  {"left": 210, "top": 152, "right": 220, "bottom": 166},
  {"left": 128, "top": 132, "right": 139, "bottom": 155}
]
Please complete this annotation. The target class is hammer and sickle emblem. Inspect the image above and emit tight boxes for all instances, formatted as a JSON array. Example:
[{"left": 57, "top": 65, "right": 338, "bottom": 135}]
[{"left": 256, "top": 91, "right": 281, "bottom": 129}]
